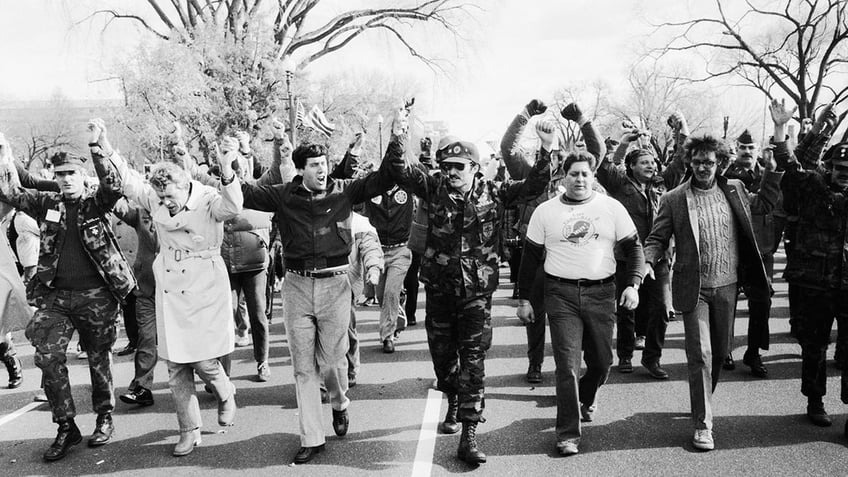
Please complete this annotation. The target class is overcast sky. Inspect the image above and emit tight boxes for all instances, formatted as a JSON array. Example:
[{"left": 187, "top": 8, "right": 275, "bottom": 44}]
[{"left": 0, "top": 0, "right": 770, "bottom": 142}]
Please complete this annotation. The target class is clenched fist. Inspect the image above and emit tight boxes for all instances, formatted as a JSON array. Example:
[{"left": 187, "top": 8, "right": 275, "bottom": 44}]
[
  {"left": 560, "top": 103, "right": 584, "bottom": 122},
  {"left": 524, "top": 99, "right": 547, "bottom": 117},
  {"left": 535, "top": 120, "right": 557, "bottom": 150}
]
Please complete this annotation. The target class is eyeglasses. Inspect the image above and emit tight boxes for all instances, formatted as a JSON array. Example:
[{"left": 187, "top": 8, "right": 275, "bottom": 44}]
[
  {"left": 691, "top": 160, "right": 717, "bottom": 168},
  {"left": 440, "top": 161, "right": 468, "bottom": 172}
]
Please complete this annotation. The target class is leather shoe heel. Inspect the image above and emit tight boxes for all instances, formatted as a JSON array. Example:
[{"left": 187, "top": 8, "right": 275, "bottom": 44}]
[
  {"left": 43, "top": 420, "right": 82, "bottom": 462},
  {"left": 88, "top": 414, "right": 114, "bottom": 447},
  {"left": 120, "top": 387, "right": 154, "bottom": 407},
  {"left": 173, "top": 429, "right": 202, "bottom": 456},
  {"left": 293, "top": 444, "right": 324, "bottom": 464},
  {"left": 332, "top": 409, "right": 349, "bottom": 436},
  {"left": 218, "top": 382, "right": 237, "bottom": 426}
]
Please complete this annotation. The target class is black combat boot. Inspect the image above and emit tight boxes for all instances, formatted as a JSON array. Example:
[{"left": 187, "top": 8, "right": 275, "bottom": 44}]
[
  {"left": 439, "top": 394, "right": 460, "bottom": 434},
  {"left": 43, "top": 419, "right": 82, "bottom": 461},
  {"left": 457, "top": 422, "right": 486, "bottom": 465},
  {"left": 3, "top": 354, "right": 22, "bottom": 389},
  {"left": 88, "top": 413, "right": 114, "bottom": 447}
]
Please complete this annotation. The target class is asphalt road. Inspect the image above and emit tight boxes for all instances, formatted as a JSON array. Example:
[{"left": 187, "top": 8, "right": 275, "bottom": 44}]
[{"left": 1, "top": 250, "right": 846, "bottom": 476}]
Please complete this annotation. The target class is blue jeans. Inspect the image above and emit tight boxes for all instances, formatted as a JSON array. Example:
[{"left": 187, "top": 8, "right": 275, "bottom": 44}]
[
  {"left": 283, "top": 273, "right": 351, "bottom": 447},
  {"left": 682, "top": 283, "right": 737, "bottom": 430},
  {"left": 545, "top": 279, "right": 616, "bottom": 443},
  {"left": 229, "top": 269, "right": 269, "bottom": 365}
]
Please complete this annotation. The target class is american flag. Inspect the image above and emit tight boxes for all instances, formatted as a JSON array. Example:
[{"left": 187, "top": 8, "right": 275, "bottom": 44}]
[{"left": 296, "top": 101, "right": 336, "bottom": 138}]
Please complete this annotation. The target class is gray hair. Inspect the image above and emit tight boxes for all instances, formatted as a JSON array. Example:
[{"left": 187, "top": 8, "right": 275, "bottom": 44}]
[{"left": 148, "top": 162, "right": 190, "bottom": 190}]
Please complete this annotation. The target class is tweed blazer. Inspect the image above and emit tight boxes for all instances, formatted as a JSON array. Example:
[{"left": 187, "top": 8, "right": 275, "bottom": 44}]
[{"left": 643, "top": 172, "right": 781, "bottom": 312}]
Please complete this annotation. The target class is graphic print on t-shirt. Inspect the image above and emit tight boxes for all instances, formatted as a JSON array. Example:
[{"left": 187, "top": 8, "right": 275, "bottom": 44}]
[{"left": 560, "top": 212, "right": 599, "bottom": 246}]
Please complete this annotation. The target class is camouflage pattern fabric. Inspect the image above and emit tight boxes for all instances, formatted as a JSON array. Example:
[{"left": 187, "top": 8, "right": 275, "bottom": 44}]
[
  {"left": 25, "top": 285, "right": 119, "bottom": 423},
  {"left": 425, "top": 290, "right": 492, "bottom": 423}
]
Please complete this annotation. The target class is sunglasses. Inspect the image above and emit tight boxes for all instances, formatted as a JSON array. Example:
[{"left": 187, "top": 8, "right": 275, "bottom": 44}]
[{"left": 440, "top": 161, "right": 470, "bottom": 172}]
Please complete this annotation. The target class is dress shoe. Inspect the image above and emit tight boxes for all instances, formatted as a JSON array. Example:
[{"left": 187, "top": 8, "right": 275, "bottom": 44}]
[
  {"left": 635, "top": 335, "right": 646, "bottom": 350},
  {"left": 116, "top": 344, "right": 136, "bottom": 357},
  {"left": 332, "top": 408, "right": 349, "bottom": 436},
  {"left": 43, "top": 419, "right": 82, "bottom": 461},
  {"left": 743, "top": 352, "right": 768, "bottom": 378},
  {"left": 618, "top": 358, "right": 633, "bottom": 374},
  {"left": 457, "top": 422, "right": 486, "bottom": 465},
  {"left": 218, "top": 382, "right": 236, "bottom": 426},
  {"left": 580, "top": 403, "right": 596, "bottom": 422},
  {"left": 642, "top": 360, "right": 670, "bottom": 380},
  {"left": 556, "top": 439, "right": 579, "bottom": 456},
  {"left": 293, "top": 444, "right": 324, "bottom": 464},
  {"left": 722, "top": 353, "right": 735, "bottom": 371},
  {"left": 257, "top": 361, "right": 271, "bottom": 382},
  {"left": 173, "top": 429, "right": 202, "bottom": 456},
  {"left": 807, "top": 402, "right": 833, "bottom": 427},
  {"left": 3, "top": 354, "right": 22, "bottom": 389},
  {"left": 692, "top": 429, "right": 714, "bottom": 451},
  {"left": 407, "top": 318, "right": 417, "bottom": 326},
  {"left": 120, "top": 387, "right": 154, "bottom": 406},
  {"left": 439, "top": 394, "right": 460, "bottom": 434},
  {"left": 526, "top": 364, "right": 542, "bottom": 384},
  {"left": 382, "top": 339, "right": 395, "bottom": 354},
  {"left": 88, "top": 413, "right": 114, "bottom": 447}
]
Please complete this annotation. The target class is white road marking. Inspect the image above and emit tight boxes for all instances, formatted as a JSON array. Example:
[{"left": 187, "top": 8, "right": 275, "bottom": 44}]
[
  {"left": 0, "top": 401, "right": 44, "bottom": 428},
  {"left": 411, "top": 388, "right": 442, "bottom": 477}
]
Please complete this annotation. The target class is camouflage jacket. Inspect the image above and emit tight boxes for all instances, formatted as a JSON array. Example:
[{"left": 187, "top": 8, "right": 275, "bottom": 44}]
[
  {"left": 776, "top": 136, "right": 848, "bottom": 290},
  {"left": 396, "top": 154, "right": 551, "bottom": 298},
  {"left": 0, "top": 149, "right": 136, "bottom": 301}
]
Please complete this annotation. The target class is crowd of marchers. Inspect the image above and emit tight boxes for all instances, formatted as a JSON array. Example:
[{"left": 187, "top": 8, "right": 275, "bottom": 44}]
[{"left": 0, "top": 95, "right": 845, "bottom": 466}]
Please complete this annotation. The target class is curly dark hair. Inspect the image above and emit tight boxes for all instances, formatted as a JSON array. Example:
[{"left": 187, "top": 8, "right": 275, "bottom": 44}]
[
  {"left": 684, "top": 134, "right": 727, "bottom": 162},
  {"left": 292, "top": 143, "right": 329, "bottom": 169},
  {"left": 560, "top": 149, "right": 597, "bottom": 174}
]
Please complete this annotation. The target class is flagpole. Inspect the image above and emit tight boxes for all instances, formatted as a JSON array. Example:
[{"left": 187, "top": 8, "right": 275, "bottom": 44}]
[
  {"left": 377, "top": 114, "right": 384, "bottom": 159},
  {"left": 282, "top": 56, "right": 297, "bottom": 145}
]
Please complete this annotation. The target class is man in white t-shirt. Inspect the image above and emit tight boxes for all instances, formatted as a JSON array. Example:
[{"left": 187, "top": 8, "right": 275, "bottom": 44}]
[{"left": 517, "top": 151, "right": 643, "bottom": 456}]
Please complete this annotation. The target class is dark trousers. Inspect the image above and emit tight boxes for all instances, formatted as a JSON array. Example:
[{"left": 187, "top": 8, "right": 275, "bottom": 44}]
[
  {"left": 403, "top": 251, "right": 422, "bottom": 323},
  {"left": 129, "top": 295, "right": 157, "bottom": 391},
  {"left": 545, "top": 278, "right": 616, "bottom": 442},
  {"left": 795, "top": 286, "right": 848, "bottom": 403},
  {"left": 122, "top": 293, "right": 138, "bottom": 348},
  {"left": 425, "top": 289, "right": 492, "bottom": 423},
  {"left": 25, "top": 286, "right": 120, "bottom": 423},
  {"left": 527, "top": 267, "right": 547, "bottom": 367},
  {"left": 616, "top": 260, "right": 670, "bottom": 362}
]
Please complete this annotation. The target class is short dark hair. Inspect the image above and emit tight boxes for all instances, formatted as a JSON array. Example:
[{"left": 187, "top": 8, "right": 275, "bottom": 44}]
[
  {"left": 560, "top": 149, "right": 596, "bottom": 174},
  {"left": 292, "top": 143, "right": 328, "bottom": 169},
  {"left": 684, "top": 134, "right": 725, "bottom": 162}
]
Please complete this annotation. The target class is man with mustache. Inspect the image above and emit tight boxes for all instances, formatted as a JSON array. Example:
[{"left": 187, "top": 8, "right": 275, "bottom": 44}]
[
  {"left": 772, "top": 99, "right": 848, "bottom": 433},
  {"left": 723, "top": 129, "right": 775, "bottom": 377}
]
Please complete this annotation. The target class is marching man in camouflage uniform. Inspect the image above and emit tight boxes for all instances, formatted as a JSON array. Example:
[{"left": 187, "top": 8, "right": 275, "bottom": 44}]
[
  {"left": 0, "top": 127, "right": 135, "bottom": 462},
  {"left": 395, "top": 123, "right": 553, "bottom": 465}
]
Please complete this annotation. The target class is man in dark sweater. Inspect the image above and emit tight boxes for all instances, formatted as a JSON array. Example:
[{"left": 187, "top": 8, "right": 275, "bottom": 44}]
[{"left": 0, "top": 141, "right": 135, "bottom": 462}]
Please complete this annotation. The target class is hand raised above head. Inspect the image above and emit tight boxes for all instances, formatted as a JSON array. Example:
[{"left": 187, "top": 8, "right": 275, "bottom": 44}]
[
  {"left": 560, "top": 103, "right": 584, "bottom": 122},
  {"left": 768, "top": 98, "right": 797, "bottom": 126},
  {"left": 524, "top": 99, "right": 547, "bottom": 117},
  {"left": 535, "top": 120, "right": 557, "bottom": 149},
  {"left": 87, "top": 118, "right": 108, "bottom": 146}
]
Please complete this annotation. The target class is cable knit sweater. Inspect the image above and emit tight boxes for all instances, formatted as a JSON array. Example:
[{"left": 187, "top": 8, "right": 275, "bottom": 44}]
[{"left": 692, "top": 184, "right": 738, "bottom": 288}]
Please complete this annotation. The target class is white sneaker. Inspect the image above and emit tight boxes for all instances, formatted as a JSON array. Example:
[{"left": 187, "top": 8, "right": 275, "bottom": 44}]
[
  {"left": 635, "top": 335, "right": 646, "bottom": 350},
  {"left": 692, "top": 429, "right": 714, "bottom": 450},
  {"left": 235, "top": 331, "right": 251, "bottom": 347}
]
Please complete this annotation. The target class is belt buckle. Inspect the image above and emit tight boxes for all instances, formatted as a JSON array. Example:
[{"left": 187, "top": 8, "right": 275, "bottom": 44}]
[{"left": 174, "top": 249, "right": 183, "bottom": 262}]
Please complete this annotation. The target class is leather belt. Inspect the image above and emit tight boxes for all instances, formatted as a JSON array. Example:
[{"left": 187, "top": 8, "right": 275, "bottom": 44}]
[
  {"left": 286, "top": 268, "right": 349, "bottom": 279},
  {"left": 545, "top": 274, "right": 615, "bottom": 287},
  {"left": 382, "top": 242, "right": 408, "bottom": 250},
  {"left": 285, "top": 255, "right": 348, "bottom": 270}
]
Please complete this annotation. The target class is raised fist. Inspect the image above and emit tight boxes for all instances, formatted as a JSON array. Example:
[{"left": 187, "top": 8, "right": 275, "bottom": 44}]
[
  {"left": 524, "top": 99, "right": 547, "bottom": 117},
  {"left": 87, "top": 118, "right": 108, "bottom": 146},
  {"left": 619, "top": 128, "right": 641, "bottom": 144},
  {"left": 420, "top": 137, "right": 433, "bottom": 156},
  {"left": 235, "top": 131, "right": 251, "bottom": 153},
  {"left": 391, "top": 103, "right": 410, "bottom": 137},
  {"left": 271, "top": 117, "right": 286, "bottom": 140},
  {"left": 349, "top": 132, "right": 365, "bottom": 156},
  {"left": 667, "top": 111, "right": 686, "bottom": 130},
  {"left": 560, "top": 103, "right": 584, "bottom": 122},
  {"left": 535, "top": 120, "right": 557, "bottom": 149}
]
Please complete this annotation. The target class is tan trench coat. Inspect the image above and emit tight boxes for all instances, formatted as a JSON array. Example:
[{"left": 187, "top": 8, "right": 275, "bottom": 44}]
[{"left": 112, "top": 157, "right": 242, "bottom": 363}]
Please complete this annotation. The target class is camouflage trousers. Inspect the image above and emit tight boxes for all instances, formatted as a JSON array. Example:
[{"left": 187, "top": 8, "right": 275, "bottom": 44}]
[
  {"left": 25, "top": 286, "right": 120, "bottom": 423},
  {"left": 425, "top": 290, "right": 492, "bottom": 423}
]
